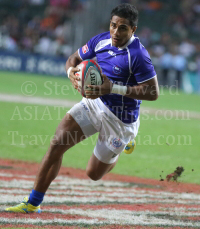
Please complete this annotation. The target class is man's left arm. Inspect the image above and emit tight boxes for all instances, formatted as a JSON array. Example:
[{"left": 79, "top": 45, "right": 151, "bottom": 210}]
[
  {"left": 85, "top": 74, "right": 159, "bottom": 101},
  {"left": 125, "top": 76, "right": 159, "bottom": 101}
]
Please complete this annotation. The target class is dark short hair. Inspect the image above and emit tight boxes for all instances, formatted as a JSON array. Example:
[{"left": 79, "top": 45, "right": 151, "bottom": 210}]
[{"left": 111, "top": 3, "right": 138, "bottom": 27}]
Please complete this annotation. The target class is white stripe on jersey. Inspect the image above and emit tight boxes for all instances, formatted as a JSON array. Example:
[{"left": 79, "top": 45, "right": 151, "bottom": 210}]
[
  {"left": 95, "top": 39, "right": 112, "bottom": 52},
  {"left": 138, "top": 75, "right": 156, "bottom": 84},
  {"left": 118, "top": 35, "right": 135, "bottom": 50},
  {"left": 78, "top": 49, "right": 83, "bottom": 60},
  {"left": 126, "top": 47, "right": 132, "bottom": 74}
]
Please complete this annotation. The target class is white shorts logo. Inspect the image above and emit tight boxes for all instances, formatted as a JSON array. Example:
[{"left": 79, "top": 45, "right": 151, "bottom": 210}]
[{"left": 111, "top": 138, "right": 122, "bottom": 148}]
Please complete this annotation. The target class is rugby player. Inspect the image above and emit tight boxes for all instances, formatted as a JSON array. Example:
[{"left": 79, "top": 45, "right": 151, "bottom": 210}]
[{"left": 6, "top": 3, "right": 159, "bottom": 213}]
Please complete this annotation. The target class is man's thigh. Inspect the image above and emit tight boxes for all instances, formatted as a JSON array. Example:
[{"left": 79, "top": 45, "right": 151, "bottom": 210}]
[
  {"left": 67, "top": 102, "right": 98, "bottom": 137},
  {"left": 50, "top": 113, "right": 87, "bottom": 156},
  {"left": 85, "top": 112, "right": 140, "bottom": 178}
]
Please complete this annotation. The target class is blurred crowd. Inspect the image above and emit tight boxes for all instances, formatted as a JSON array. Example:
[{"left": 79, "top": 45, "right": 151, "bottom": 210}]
[
  {"left": 0, "top": 0, "right": 87, "bottom": 57},
  {"left": 0, "top": 0, "right": 199, "bottom": 92},
  {"left": 129, "top": 0, "right": 200, "bottom": 91}
]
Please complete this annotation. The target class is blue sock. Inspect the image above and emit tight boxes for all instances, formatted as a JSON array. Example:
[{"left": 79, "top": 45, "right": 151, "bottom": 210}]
[{"left": 28, "top": 189, "right": 45, "bottom": 207}]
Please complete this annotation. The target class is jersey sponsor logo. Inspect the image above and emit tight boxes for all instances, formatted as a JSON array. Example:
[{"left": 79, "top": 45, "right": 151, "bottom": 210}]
[
  {"left": 82, "top": 44, "right": 89, "bottom": 54},
  {"left": 111, "top": 138, "right": 122, "bottom": 148},
  {"left": 108, "top": 50, "right": 116, "bottom": 56},
  {"left": 113, "top": 65, "right": 121, "bottom": 75}
]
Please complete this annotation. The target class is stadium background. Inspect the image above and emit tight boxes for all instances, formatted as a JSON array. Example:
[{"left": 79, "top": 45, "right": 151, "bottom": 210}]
[
  {"left": 0, "top": 0, "right": 200, "bottom": 92},
  {"left": 0, "top": 0, "right": 200, "bottom": 182}
]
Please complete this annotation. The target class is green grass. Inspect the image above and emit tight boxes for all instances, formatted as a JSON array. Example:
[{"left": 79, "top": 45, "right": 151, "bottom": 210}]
[
  {"left": 0, "top": 70, "right": 200, "bottom": 112},
  {"left": 0, "top": 71, "right": 82, "bottom": 101},
  {"left": 0, "top": 101, "right": 199, "bottom": 184},
  {"left": 142, "top": 89, "right": 200, "bottom": 112},
  {"left": 0, "top": 71, "right": 200, "bottom": 184}
]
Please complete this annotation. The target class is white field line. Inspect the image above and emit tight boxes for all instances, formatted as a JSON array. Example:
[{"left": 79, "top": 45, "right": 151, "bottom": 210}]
[
  {"left": 0, "top": 173, "right": 194, "bottom": 197},
  {"left": 53, "top": 179, "right": 131, "bottom": 187},
  {"left": 0, "top": 218, "right": 104, "bottom": 226},
  {"left": 0, "top": 173, "right": 131, "bottom": 187},
  {"left": 2, "top": 172, "right": 200, "bottom": 200},
  {"left": 1, "top": 215, "right": 200, "bottom": 227},
  {"left": 17, "top": 207, "right": 200, "bottom": 217},
  {"left": 160, "top": 207, "right": 200, "bottom": 212},
  {"left": 0, "top": 179, "right": 130, "bottom": 190},
  {"left": 1, "top": 173, "right": 200, "bottom": 201},
  {"left": 1, "top": 194, "right": 200, "bottom": 205},
  {"left": 1, "top": 188, "right": 200, "bottom": 201},
  {"left": 0, "top": 93, "right": 76, "bottom": 108},
  {"left": 0, "top": 183, "right": 134, "bottom": 192},
  {"left": 1, "top": 205, "right": 200, "bottom": 222},
  {"left": 1, "top": 172, "right": 200, "bottom": 200},
  {"left": 0, "top": 189, "right": 186, "bottom": 199},
  {"left": 44, "top": 208, "right": 200, "bottom": 217},
  {"left": 0, "top": 173, "right": 35, "bottom": 179},
  {"left": 1, "top": 93, "right": 200, "bottom": 119},
  {"left": 0, "top": 182, "right": 136, "bottom": 192},
  {"left": 1, "top": 205, "right": 200, "bottom": 217},
  {"left": 1, "top": 173, "right": 200, "bottom": 227}
]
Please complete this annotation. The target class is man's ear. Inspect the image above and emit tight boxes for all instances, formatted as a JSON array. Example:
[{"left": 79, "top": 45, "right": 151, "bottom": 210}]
[{"left": 132, "top": 26, "right": 137, "bottom": 34}]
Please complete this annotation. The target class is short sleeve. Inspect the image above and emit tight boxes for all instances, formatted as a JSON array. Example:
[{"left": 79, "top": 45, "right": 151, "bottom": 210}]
[
  {"left": 78, "top": 34, "right": 100, "bottom": 60},
  {"left": 131, "top": 47, "right": 156, "bottom": 84}
]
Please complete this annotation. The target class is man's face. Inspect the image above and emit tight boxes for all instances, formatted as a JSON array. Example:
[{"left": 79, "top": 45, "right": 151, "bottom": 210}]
[{"left": 110, "top": 15, "right": 137, "bottom": 48}]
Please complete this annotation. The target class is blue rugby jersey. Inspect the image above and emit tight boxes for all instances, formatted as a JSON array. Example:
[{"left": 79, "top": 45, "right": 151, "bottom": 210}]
[{"left": 78, "top": 31, "right": 156, "bottom": 123}]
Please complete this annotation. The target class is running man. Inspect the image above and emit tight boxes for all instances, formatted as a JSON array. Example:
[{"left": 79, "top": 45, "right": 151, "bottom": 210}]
[{"left": 6, "top": 3, "right": 159, "bottom": 213}]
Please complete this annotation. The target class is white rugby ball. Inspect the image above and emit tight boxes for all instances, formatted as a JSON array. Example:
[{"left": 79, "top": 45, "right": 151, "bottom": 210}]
[{"left": 75, "top": 59, "right": 103, "bottom": 97}]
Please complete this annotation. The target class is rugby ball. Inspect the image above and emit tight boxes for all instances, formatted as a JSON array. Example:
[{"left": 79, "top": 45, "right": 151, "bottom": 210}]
[{"left": 76, "top": 59, "right": 103, "bottom": 97}]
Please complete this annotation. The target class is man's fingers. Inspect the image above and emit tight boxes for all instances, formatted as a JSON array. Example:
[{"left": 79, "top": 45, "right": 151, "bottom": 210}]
[
  {"left": 74, "top": 79, "right": 79, "bottom": 86},
  {"left": 85, "top": 90, "right": 102, "bottom": 96},
  {"left": 86, "top": 95, "right": 99, "bottom": 99},
  {"left": 70, "top": 72, "right": 80, "bottom": 81},
  {"left": 101, "top": 74, "right": 107, "bottom": 81},
  {"left": 87, "top": 85, "right": 100, "bottom": 91},
  {"left": 72, "top": 67, "right": 80, "bottom": 72}
]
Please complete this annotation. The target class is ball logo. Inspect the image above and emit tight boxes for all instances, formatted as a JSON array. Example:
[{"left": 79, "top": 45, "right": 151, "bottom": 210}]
[
  {"left": 111, "top": 138, "right": 122, "bottom": 148},
  {"left": 113, "top": 65, "right": 121, "bottom": 75},
  {"left": 85, "top": 67, "right": 97, "bottom": 85},
  {"left": 90, "top": 70, "right": 96, "bottom": 85},
  {"left": 82, "top": 44, "right": 89, "bottom": 54}
]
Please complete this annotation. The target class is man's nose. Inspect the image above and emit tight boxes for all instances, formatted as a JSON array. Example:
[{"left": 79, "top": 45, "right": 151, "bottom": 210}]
[{"left": 113, "top": 28, "right": 119, "bottom": 35}]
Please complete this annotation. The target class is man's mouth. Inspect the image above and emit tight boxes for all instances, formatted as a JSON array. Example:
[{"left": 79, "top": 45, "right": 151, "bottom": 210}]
[{"left": 113, "top": 37, "right": 120, "bottom": 42}]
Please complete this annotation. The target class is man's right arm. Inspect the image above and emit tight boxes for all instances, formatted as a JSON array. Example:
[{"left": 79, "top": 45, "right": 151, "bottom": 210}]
[
  {"left": 65, "top": 50, "right": 82, "bottom": 72},
  {"left": 65, "top": 51, "right": 82, "bottom": 89}
]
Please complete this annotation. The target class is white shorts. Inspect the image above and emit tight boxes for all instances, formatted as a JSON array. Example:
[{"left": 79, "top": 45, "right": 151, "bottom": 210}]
[{"left": 67, "top": 98, "right": 140, "bottom": 164}]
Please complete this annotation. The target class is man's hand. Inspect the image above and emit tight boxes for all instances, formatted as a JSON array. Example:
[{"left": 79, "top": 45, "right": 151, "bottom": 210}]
[
  {"left": 68, "top": 67, "right": 80, "bottom": 90},
  {"left": 85, "top": 74, "right": 113, "bottom": 99}
]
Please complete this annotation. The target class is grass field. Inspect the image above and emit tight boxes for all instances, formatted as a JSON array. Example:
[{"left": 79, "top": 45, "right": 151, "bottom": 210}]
[
  {"left": 1, "top": 71, "right": 200, "bottom": 111},
  {"left": 0, "top": 71, "right": 200, "bottom": 184}
]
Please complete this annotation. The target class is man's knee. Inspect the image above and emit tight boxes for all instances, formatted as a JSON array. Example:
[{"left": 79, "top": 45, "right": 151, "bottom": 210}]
[{"left": 86, "top": 168, "right": 102, "bottom": 181}]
